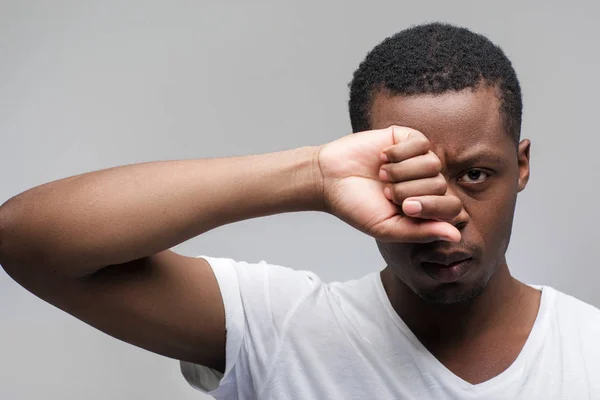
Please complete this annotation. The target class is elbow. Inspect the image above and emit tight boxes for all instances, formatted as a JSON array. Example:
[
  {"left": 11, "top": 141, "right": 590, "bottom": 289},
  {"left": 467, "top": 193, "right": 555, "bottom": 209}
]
[
  {"left": 0, "top": 197, "right": 73, "bottom": 288},
  {"left": 0, "top": 197, "right": 83, "bottom": 282},
  {"left": 0, "top": 205, "right": 12, "bottom": 276},
  {"left": 0, "top": 196, "right": 30, "bottom": 279},
  {"left": 0, "top": 198, "right": 18, "bottom": 277}
]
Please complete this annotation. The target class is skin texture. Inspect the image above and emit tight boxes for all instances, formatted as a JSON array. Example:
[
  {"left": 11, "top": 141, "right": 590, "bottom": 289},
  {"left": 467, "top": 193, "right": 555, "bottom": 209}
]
[
  {"left": 0, "top": 146, "right": 324, "bottom": 374},
  {"left": 0, "top": 84, "right": 541, "bottom": 386},
  {"left": 370, "top": 85, "right": 542, "bottom": 384}
]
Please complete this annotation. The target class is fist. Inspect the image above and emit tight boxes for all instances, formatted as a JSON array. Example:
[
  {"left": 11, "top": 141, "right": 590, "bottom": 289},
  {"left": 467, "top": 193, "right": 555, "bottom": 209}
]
[{"left": 318, "top": 125, "right": 463, "bottom": 243}]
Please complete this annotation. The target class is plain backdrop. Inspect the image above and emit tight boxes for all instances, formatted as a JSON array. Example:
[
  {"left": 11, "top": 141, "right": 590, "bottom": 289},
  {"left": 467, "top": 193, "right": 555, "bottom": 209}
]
[{"left": 1, "top": 1, "right": 599, "bottom": 399}]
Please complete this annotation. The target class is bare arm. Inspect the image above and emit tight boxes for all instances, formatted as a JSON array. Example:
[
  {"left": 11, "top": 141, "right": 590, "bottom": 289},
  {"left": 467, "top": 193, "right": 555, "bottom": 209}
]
[
  {"left": 0, "top": 125, "right": 461, "bottom": 374},
  {"left": 0, "top": 146, "right": 323, "bottom": 278},
  {"left": 0, "top": 145, "right": 323, "bottom": 371}
]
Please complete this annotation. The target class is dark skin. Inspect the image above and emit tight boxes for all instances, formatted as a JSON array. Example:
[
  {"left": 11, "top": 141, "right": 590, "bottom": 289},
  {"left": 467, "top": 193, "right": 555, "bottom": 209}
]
[
  {"left": 1, "top": 80, "right": 541, "bottom": 386},
  {"left": 371, "top": 85, "right": 541, "bottom": 384}
]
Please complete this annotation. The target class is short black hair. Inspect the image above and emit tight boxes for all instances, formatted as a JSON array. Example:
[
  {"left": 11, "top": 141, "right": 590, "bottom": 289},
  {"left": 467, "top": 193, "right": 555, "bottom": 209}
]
[{"left": 348, "top": 22, "right": 522, "bottom": 143}]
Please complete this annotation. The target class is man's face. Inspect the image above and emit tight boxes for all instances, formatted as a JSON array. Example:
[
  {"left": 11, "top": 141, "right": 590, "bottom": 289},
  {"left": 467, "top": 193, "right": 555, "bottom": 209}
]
[{"left": 370, "top": 85, "right": 530, "bottom": 304}]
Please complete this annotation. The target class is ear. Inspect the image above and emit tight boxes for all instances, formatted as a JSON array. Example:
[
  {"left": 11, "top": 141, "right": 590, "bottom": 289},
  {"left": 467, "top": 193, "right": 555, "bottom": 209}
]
[{"left": 517, "top": 139, "right": 531, "bottom": 192}]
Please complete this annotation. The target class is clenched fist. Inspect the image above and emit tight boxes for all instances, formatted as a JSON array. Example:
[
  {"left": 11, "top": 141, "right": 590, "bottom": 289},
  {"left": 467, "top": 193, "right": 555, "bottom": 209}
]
[{"left": 317, "top": 125, "right": 463, "bottom": 243}]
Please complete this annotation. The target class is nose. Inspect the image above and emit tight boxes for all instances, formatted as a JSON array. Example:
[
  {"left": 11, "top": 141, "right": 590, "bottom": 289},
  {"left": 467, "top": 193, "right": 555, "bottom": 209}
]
[{"left": 445, "top": 184, "right": 470, "bottom": 230}]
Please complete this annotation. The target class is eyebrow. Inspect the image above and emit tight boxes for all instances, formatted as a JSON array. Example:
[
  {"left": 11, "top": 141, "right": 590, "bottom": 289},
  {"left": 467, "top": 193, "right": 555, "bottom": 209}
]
[{"left": 449, "top": 149, "right": 508, "bottom": 167}]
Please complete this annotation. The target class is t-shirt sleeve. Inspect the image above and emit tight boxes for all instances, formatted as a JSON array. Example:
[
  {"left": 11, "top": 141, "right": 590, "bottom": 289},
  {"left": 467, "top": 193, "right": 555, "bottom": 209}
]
[{"left": 180, "top": 255, "right": 321, "bottom": 398}]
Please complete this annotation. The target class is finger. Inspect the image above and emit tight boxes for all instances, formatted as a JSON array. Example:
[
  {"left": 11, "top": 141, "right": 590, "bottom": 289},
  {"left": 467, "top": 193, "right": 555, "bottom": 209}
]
[
  {"left": 402, "top": 195, "right": 463, "bottom": 221},
  {"left": 380, "top": 151, "right": 441, "bottom": 182},
  {"left": 376, "top": 216, "right": 461, "bottom": 243},
  {"left": 381, "top": 127, "right": 431, "bottom": 163},
  {"left": 384, "top": 174, "right": 447, "bottom": 204}
]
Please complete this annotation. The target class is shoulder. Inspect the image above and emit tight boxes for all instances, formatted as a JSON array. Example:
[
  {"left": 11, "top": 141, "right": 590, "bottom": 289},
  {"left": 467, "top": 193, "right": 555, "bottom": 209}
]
[
  {"left": 547, "top": 286, "right": 600, "bottom": 325},
  {"left": 199, "top": 255, "right": 326, "bottom": 324},
  {"left": 545, "top": 286, "right": 600, "bottom": 377},
  {"left": 181, "top": 256, "right": 328, "bottom": 396},
  {"left": 327, "top": 272, "right": 382, "bottom": 310},
  {"left": 542, "top": 286, "right": 600, "bottom": 347}
]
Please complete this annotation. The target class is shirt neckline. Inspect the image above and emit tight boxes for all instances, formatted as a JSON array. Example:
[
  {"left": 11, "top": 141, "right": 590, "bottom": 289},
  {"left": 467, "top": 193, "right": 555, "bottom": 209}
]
[{"left": 371, "top": 271, "right": 554, "bottom": 393}]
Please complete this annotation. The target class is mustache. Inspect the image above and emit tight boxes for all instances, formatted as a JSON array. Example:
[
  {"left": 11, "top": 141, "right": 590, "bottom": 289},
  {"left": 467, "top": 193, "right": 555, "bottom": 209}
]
[{"left": 409, "top": 240, "right": 481, "bottom": 260}]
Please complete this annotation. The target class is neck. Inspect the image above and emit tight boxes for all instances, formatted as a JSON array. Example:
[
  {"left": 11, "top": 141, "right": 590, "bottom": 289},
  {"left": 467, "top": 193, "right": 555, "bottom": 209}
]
[{"left": 381, "top": 259, "right": 537, "bottom": 346}]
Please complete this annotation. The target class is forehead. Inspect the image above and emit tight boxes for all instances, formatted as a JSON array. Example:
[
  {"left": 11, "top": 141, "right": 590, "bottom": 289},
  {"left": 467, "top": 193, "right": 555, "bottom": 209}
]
[{"left": 369, "top": 86, "right": 511, "bottom": 155}]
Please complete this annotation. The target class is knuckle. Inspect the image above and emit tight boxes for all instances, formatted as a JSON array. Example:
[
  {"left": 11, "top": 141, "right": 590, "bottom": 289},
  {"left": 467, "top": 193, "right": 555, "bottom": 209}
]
[
  {"left": 391, "top": 125, "right": 413, "bottom": 143},
  {"left": 406, "top": 126, "right": 425, "bottom": 137},
  {"left": 394, "top": 126, "right": 428, "bottom": 145},
  {"left": 415, "top": 135, "right": 431, "bottom": 151},
  {"left": 385, "top": 164, "right": 397, "bottom": 179},
  {"left": 432, "top": 176, "right": 447, "bottom": 194},
  {"left": 448, "top": 196, "right": 463, "bottom": 212},
  {"left": 387, "top": 145, "right": 402, "bottom": 158},
  {"left": 392, "top": 185, "right": 405, "bottom": 201},
  {"left": 426, "top": 154, "right": 442, "bottom": 172}
]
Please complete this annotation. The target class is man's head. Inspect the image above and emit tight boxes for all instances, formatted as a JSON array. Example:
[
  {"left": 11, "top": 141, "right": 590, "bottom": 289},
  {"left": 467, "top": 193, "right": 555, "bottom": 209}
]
[{"left": 348, "top": 23, "right": 530, "bottom": 304}]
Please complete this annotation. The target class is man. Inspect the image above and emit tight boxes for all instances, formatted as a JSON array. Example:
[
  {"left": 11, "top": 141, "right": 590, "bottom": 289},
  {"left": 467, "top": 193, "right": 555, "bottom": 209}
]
[{"left": 1, "top": 22, "right": 599, "bottom": 399}]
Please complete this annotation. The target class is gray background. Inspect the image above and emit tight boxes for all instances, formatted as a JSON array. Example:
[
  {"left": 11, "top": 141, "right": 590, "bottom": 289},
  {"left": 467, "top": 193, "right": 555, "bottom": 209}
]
[{"left": 1, "top": 1, "right": 599, "bottom": 399}]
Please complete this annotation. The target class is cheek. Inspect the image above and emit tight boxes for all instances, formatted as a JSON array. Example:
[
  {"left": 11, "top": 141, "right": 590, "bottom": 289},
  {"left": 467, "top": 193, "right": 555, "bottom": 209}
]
[
  {"left": 376, "top": 241, "right": 412, "bottom": 266},
  {"left": 466, "top": 190, "right": 517, "bottom": 255}
]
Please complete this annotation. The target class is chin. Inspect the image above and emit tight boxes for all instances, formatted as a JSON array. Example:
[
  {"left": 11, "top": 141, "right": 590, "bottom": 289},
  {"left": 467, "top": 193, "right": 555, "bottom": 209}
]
[
  {"left": 416, "top": 282, "right": 486, "bottom": 305},
  {"left": 411, "top": 268, "right": 495, "bottom": 305}
]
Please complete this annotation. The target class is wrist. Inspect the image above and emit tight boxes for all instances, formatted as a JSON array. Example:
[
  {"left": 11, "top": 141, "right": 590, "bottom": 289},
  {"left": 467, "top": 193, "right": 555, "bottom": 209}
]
[{"left": 288, "top": 145, "right": 326, "bottom": 213}]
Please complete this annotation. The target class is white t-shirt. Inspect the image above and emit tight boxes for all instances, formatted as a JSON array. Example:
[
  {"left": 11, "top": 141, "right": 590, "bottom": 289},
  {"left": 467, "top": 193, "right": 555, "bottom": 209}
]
[{"left": 180, "top": 256, "right": 600, "bottom": 399}]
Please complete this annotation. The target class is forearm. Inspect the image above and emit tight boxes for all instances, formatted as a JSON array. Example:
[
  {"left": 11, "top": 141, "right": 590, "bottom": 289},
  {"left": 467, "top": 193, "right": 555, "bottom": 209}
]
[{"left": 0, "top": 146, "right": 323, "bottom": 278}]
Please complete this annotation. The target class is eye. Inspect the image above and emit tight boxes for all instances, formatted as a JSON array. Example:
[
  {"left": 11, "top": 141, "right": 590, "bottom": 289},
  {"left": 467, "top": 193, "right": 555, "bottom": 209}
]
[{"left": 459, "top": 169, "right": 490, "bottom": 184}]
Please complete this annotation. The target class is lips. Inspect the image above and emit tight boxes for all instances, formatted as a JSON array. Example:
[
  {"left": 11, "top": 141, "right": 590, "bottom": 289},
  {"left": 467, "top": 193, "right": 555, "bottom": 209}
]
[
  {"left": 419, "top": 251, "right": 473, "bottom": 283},
  {"left": 420, "top": 251, "right": 473, "bottom": 267}
]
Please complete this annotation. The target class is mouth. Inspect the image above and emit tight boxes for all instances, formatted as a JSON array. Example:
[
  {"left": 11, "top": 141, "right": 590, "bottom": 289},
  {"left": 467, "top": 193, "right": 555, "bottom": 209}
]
[{"left": 420, "top": 257, "right": 473, "bottom": 283}]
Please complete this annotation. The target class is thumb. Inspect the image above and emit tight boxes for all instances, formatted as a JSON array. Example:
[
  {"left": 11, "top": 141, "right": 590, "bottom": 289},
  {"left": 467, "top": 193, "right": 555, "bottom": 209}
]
[{"left": 376, "top": 216, "right": 462, "bottom": 243}]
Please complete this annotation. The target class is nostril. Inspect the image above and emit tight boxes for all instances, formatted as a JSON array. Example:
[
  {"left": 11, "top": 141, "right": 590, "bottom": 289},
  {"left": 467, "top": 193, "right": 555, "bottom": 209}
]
[{"left": 455, "top": 220, "right": 468, "bottom": 230}]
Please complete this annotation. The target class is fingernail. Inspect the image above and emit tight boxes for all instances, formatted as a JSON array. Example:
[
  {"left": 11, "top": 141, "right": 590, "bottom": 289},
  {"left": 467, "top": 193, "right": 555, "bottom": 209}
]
[
  {"left": 380, "top": 152, "right": 389, "bottom": 162},
  {"left": 403, "top": 200, "right": 422, "bottom": 215},
  {"left": 379, "top": 168, "right": 389, "bottom": 181}
]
